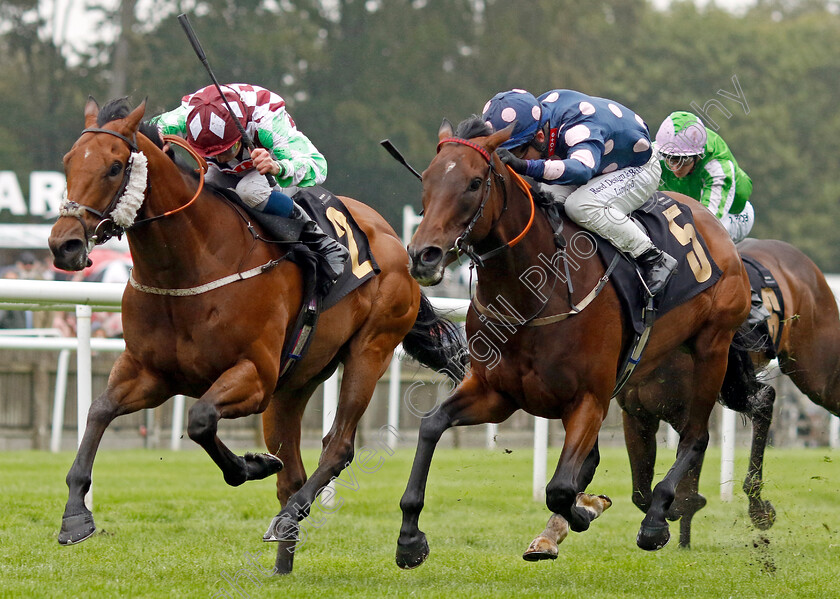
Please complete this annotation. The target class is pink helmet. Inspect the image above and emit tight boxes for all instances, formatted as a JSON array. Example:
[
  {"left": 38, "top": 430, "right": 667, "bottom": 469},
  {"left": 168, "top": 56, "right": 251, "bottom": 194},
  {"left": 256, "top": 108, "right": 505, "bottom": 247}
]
[
  {"left": 185, "top": 86, "right": 248, "bottom": 156},
  {"left": 655, "top": 111, "right": 707, "bottom": 156}
]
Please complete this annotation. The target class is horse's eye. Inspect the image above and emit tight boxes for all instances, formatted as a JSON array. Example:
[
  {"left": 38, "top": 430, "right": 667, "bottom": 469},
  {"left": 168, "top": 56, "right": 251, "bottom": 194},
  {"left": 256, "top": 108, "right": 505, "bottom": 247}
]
[
  {"left": 107, "top": 162, "right": 123, "bottom": 177},
  {"left": 467, "top": 177, "right": 482, "bottom": 192}
]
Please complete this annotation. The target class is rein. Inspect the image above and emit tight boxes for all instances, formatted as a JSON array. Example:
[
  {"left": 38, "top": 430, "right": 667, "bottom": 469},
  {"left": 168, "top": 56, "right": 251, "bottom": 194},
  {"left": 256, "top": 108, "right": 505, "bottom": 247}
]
[
  {"left": 131, "top": 135, "right": 207, "bottom": 226},
  {"left": 60, "top": 130, "right": 207, "bottom": 250},
  {"left": 436, "top": 137, "right": 534, "bottom": 265},
  {"left": 439, "top": 137, "right": 614, "bottom": 327}
]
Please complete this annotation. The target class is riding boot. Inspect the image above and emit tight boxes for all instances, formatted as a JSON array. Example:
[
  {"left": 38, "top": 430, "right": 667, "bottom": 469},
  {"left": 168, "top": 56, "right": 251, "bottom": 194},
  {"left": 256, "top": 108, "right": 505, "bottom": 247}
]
[
  {"left": 290, "top": 204, "right": 349, "bottom": 290},
  {"left": 736, "top": 288, "right": 773, "bottom": 351},
  {"left": 747, "top": 288, "right": 771, "bottom": 328},
  {"left": 636, "top": 246, "right": 678, "bottom": 296}
]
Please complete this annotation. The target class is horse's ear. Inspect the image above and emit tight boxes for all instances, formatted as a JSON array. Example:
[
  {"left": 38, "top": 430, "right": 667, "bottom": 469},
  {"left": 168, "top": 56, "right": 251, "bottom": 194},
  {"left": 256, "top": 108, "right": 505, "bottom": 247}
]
[
  {"left": 485, "top": 123, "right": 515, "bottom": 153},
  {"left": 438, "top": 118, "right": 454, "bottom": 141},
  {"left": 123, "top": 99, "right": 147, "bottom": 133},
  {"left": 84, "top": 96, "right": 99, "bottom": 127}
]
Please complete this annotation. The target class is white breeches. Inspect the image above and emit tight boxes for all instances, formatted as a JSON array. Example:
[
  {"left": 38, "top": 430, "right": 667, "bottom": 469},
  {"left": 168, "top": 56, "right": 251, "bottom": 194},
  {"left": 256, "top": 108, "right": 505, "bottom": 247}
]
[
  {"left": 539, "top": 152, "right": 662, "bottom": 258},
  {"left": 720, "top": 201, "right": 754, "bottom": 243}
]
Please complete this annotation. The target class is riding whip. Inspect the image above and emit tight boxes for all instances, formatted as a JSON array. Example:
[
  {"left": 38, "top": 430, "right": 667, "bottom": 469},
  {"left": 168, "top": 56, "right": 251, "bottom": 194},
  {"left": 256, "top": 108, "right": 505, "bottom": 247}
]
[
  {"left": 380, "top": 139, "right": 422, "bottom": 180},
  {"left": 177, "top": 13, "right": 276, "bottom": 186}
]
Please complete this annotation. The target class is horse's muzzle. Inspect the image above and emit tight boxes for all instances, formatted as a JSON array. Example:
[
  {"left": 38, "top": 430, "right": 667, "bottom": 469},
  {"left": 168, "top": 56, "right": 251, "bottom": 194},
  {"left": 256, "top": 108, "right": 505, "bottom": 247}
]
[
  {"left": 49, "top": 237, "right": 91, "bottom": 271},
  {"left": 407, "top": 245, "right": 446, "bottom": 286}
]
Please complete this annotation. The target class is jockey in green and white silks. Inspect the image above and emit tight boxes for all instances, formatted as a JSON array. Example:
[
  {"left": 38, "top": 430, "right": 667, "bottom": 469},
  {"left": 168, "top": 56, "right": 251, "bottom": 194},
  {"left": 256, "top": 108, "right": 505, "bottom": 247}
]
[
  {"left": 657, "top": 110, "right": 768, "bottom": 336},
  {"left": 151, "top": 83, "right": 346, "bottom": 288},
  {"left": 655, "top": 111, "right": 754, "bottom": 243}
]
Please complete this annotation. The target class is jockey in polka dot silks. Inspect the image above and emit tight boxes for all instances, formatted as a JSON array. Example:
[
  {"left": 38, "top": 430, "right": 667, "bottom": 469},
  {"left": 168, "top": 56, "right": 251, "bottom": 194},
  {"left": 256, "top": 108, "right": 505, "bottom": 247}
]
[
  {"left": 482, "top": 88, "right": 677, "bottom": 296},
  {"left": 655, "top": 111, "right": 755, "bottom": 244},
  {"left": 152, "top": 83, "right": 348, "bottom": 287}
]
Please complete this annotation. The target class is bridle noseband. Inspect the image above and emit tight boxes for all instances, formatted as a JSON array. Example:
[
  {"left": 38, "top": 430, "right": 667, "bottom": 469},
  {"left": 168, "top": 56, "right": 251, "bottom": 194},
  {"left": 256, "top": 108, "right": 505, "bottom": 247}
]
[
  {"left": 62, "top": 128, "right": 206, "bottom": 252},
  {"left": 436, "top": 137, "right": 534, "bottom": 266},
  {"left": 62, "top": 127, "right": 141, "bottom": 250}
]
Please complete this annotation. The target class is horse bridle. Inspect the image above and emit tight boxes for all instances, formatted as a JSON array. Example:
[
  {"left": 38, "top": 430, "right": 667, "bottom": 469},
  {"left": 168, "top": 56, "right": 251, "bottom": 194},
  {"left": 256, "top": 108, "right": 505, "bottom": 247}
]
[
  {"left": 436, "top": 137, "right": 534, "bottom": 266},
  {"left": 61, "top": 127, "right": 141, "bottom": 250},
  {"left": 63, "top": 128, "right": 205, "bottom": 251}
]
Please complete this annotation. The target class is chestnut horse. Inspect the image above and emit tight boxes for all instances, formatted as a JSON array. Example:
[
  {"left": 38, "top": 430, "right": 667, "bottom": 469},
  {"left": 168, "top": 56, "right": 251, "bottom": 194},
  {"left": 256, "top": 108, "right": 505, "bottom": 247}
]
[
  {"left": 395, "top": 116, "right": 751, "bottom": 568},
  {"left": 48, "top": 98, "right": 464, "bottom": 574},
  {"left": 620, "top": 238, "right": 840, "bottom": 547}
]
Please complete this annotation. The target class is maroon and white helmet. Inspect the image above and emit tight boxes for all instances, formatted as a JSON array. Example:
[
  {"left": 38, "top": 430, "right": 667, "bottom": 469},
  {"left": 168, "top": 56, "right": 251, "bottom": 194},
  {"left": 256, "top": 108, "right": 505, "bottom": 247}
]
[{"left": 185, "top": 86, "right": 248, "bottom": 156}]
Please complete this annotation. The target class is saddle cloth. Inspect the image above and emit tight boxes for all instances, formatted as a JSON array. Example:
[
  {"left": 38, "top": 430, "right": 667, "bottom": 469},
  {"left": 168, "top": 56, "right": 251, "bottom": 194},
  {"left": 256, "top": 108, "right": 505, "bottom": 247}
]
[
  {"left": 740, "top": 254, "right": 785, "bottom": 354},
  {"left": 293, "top": 186, "right": 381, "bottom": 310},
  {"left": 590, "top": 192, "right": 723, "bottom": 335},
  {"left": 219, "top": 183, "right": 380, "bottom": 310}
]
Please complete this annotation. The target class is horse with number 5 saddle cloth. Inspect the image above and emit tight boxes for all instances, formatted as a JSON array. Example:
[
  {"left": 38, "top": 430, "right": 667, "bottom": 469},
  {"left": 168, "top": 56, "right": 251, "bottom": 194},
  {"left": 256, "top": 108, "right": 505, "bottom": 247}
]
[
  {"left": 47, "top": 97, "right": 468, "bottom": 575},
  {"left": 395, "top": 115, "right": 751, "bottom": 568},
  {"left": 619, "top": 237, "right": 840, "bottom": 549}
]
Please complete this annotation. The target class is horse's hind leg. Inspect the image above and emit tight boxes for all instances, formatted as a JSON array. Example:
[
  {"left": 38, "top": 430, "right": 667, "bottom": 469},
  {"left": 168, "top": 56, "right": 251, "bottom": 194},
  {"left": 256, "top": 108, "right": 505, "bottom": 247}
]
[
  {"left": 187, "top": 360, "right": 283, "bottom": 486},
  {"left": 744, "top": 384, "right": 777, "bottom": 530},
  {"left": 265, "top": 341, "right": 400, "bottom": 573},
  {"left": 637, "top": 331, "right": 731, "bottom": 551},
  {"left": 60, "top": 356, "right": 168, "bottom": 545},
  {"left": 671, "top": 458, "right": 706, "bottom": 548},
  {"left": 397, "top": 376, "right": 517, "bottom": 569}
]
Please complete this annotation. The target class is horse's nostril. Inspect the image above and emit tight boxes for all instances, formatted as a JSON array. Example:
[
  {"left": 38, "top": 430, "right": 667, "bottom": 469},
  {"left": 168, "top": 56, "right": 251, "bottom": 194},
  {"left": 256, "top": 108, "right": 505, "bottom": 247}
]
[
  {"left": 60, "top": 239, "right": 85, "bottom": 259},
  {"left": 420, "top": 247, "right": 443, "bottom": 267}
]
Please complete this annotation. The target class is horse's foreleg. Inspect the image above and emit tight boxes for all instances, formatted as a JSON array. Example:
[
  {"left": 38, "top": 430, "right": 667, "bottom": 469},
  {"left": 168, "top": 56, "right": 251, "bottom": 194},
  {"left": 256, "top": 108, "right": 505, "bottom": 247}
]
[
  {"left": 744, "top": 384, "right": 776, "bottom": 530},
  {"left": 59, "top": 395, "right": 117, "bottom": 545},
  {"left": 397, "top": 373, "right": 516, "bottom": 570},
  {"left": 523, "top": 455, "right": 612, "bottom": 562},
  {"left": 262, "top": 392, "right": 310, "bottom": 508},
  {"left": 60, "top": 356, "right": 168, "bottom": 545},
  {"left": 188, "top": 360, "right": 282, "bottom": 486},
  {"left": 544, "top": 393, "right": 608, "bottom": 534}
]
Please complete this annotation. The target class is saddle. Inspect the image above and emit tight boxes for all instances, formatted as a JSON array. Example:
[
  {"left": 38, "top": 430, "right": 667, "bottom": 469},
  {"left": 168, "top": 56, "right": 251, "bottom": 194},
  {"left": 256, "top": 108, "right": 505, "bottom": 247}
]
[
  {"left": 541, "top": 191, "right": 723, "bottom": 395},
  {"left": 214, "top": 184, "right": 381, "bottom": 381},
  {"left": 545, "top": 191, "right": 723, "bottom": 336}
]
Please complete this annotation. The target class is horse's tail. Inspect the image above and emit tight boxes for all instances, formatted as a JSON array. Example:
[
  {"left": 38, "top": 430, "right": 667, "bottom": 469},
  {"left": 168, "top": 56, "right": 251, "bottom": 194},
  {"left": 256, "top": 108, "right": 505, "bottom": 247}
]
[
  {"left": 719, "top": 344, "right": 763, "bottom": 413},
  {"left": 401, "top": 292, "right": 468, "bottom": 383}
]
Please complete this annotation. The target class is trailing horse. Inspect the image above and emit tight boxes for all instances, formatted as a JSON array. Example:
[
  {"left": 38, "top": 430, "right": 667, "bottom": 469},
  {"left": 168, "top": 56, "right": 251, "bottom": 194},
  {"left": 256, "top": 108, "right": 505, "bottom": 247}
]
[
  {"left": 395, "top": 116, "right": 751, "bottom": 567},
  {"left": 619, "top": 238, "right": 840, "bottom": 547},
  {"left": 48, "top": 98, "right": 464, "bottom": 574}
]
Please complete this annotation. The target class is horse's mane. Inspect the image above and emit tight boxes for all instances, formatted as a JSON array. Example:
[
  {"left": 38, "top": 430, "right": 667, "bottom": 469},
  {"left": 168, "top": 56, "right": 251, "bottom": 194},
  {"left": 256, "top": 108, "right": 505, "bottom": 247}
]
[
  {"left": 454, "top": 115, "right": 493, "bottom": 140},
  {"left": 451, "top": 115, "right": 554, "bottom": 206},
  {"left": 95, "top": 98, "right": 194, "bottom": 176}
]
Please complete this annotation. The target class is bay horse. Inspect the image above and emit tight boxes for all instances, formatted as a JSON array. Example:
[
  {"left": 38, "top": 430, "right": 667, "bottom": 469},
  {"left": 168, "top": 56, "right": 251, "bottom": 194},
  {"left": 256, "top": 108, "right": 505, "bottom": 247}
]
[
  {"left": 48, "top": 98, "right": 464, "bottom": 574},
  {"left": 619, "top": 238, "right": 840, "bottom": 547},
  {"left": 396, "top": 116, "right": 751, "bottom": 568}
]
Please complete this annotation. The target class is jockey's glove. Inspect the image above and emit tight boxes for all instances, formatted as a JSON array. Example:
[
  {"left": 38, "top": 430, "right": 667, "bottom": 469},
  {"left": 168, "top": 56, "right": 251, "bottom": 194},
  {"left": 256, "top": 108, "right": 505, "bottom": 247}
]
[{"left": 497, "top": 148, "right": 528, "bottom": 174}]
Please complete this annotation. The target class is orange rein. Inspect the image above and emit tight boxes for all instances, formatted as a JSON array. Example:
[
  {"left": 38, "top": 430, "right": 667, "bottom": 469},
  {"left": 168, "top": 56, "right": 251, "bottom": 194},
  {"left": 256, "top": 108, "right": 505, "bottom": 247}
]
[
  {"left": 504, "top": 166, "right": 535, "bottom": 249},
  {"left": 158, "top": 134, "right": 208, "bottom": 218},
  {"left": 437, "top": 136, "right": 535, "bottom": 253}
]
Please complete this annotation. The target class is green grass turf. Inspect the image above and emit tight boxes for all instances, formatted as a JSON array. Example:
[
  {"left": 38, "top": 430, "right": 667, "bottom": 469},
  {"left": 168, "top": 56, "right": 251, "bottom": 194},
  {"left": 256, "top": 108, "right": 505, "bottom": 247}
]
[{"left": 0, "top": 444, "right": 837, "bottom": 598}]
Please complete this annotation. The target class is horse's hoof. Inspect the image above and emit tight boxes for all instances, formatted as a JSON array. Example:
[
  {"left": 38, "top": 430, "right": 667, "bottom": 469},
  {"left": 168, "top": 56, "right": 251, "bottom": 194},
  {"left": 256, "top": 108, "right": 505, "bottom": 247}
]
[
  {"left": 522, "top": 536, "right": 558, "bottom": 561},
  {"left": 749, "top": 501, "right": 776, "bottom": 530},
  {"left": 244, "top": 453, "right": 284, "bottom": 481},
  {"left": 396, "top": 533, "right": 429, "bottom": 569},
  {"left": 58, "top": 512, "right": 96, "bottom": 545},
  {"left": 263, "top": 513, "right": 298, "bottom": 544},
  {"left": 637, "top": 524, "right": 670, "bottom": 551},
  {"left": 567, "top": 508, "right": 592, "bottom": 533}
]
